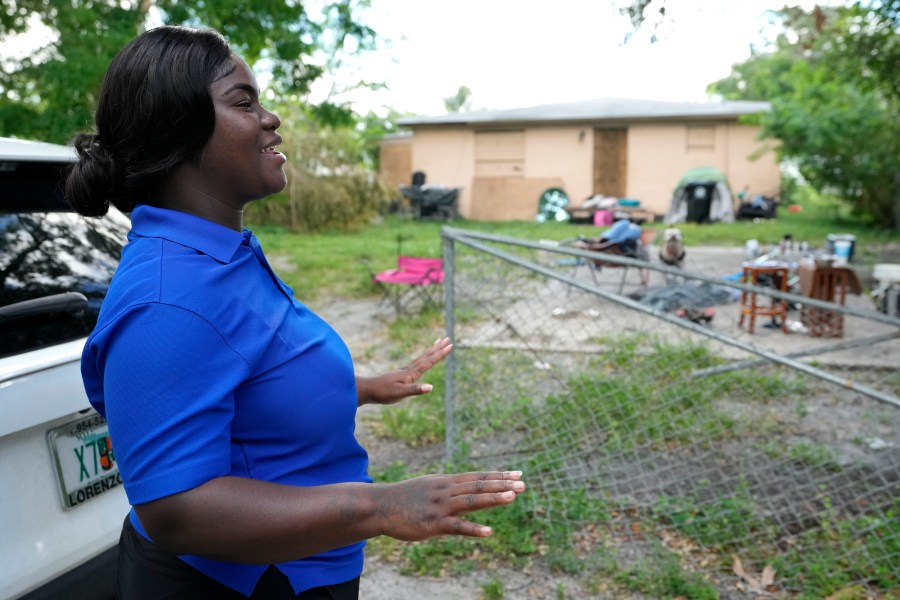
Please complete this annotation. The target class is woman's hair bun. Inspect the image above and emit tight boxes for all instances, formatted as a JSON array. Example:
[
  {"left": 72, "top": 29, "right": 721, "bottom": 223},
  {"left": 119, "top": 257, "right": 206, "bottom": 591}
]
[{"left": 65, "top": 133, "right": 117, "bottom": 217}]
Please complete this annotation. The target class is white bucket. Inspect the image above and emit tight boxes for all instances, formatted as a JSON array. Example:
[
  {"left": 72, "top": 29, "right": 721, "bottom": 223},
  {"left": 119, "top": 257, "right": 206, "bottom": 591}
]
[
  {"left": 744, "top": 239, "right": 760, "bottom": 260},
  {"left": 833, "top": 240, "right": 852, "bottom": 263}
]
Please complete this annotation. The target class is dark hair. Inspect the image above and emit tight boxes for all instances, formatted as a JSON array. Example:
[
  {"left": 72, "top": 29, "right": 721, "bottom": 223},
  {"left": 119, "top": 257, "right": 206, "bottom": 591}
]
[{"left": 66, "top": 26, "right": 234, "bottom": 216}]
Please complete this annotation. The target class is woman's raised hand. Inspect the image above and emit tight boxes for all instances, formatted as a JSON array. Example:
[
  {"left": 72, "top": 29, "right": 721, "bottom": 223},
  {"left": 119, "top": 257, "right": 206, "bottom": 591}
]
[
  {"left": 374, "top": 471, "right": 525, "bottom": 541},
  {"left": 357, "top": 337, "right": 453, "bottom": 406}
]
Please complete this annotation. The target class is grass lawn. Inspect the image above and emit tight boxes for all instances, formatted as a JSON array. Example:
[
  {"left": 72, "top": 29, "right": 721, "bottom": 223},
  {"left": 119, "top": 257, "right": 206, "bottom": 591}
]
[{"left": 250, "top": 189, "right": 898, "bottom": 303}]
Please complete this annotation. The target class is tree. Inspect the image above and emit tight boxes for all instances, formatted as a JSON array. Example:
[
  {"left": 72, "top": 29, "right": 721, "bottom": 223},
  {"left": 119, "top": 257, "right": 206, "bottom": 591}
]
[
  {"left": 707, "top": 46, "right": 800, "bottom": 103},
  {"left": 0, "top": 0, "right": 376, "bottom": 143},
  {"left": 709, "top": 3, "right": 900, "bottom": 229},
  {"left": 355, "top": 108, "right": 408, "bottom": 171},
  {"left": 443, "top": 85, "right": 473, "bottom": 113}
]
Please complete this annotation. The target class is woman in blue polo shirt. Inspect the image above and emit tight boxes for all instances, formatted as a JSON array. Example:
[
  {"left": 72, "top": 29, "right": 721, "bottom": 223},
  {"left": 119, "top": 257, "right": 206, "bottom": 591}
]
[{"left": 65, "top": 26, "right": 525, "bottom": 599}]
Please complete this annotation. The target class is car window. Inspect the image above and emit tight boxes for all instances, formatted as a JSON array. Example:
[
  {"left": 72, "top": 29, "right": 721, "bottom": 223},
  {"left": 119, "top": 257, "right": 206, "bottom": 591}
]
[
  {"left": 0, "top": 159, "right": 72, "bottom": 211},
  {"left": 1, "top": 159, "right": 129, "bottom": 358}
]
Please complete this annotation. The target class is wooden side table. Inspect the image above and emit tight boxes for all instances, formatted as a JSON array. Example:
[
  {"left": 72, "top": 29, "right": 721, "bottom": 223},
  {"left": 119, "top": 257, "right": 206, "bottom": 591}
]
[
  {"left": 797, "top": 260, "right": 862, "bottom": 337},
  {"left": 739, "top": 261, "right": 789, "bottom": 334}
]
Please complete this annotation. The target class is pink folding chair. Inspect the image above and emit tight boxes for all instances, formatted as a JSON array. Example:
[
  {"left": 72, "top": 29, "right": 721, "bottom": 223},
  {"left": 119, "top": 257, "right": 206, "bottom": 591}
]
[{"left": 369, "top": 256, "right": 444, "bottom": 315}]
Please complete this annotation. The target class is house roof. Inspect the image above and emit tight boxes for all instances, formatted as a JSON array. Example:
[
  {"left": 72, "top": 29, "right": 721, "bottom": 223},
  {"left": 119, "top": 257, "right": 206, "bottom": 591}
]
[{"left": 397, "top": 97, "right": 770, "bottom": 127}]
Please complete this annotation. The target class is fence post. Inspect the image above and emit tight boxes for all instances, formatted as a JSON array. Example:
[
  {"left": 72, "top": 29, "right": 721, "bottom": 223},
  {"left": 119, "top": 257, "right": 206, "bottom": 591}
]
[{"left": 442, "top": 228, "right": 456, "bottom": 468}]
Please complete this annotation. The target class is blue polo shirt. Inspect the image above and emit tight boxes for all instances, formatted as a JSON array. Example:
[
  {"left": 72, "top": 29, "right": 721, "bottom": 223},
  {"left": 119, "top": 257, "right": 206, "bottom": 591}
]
[{"left": 81, "top": 204, "right": 371, "bottom": 596}]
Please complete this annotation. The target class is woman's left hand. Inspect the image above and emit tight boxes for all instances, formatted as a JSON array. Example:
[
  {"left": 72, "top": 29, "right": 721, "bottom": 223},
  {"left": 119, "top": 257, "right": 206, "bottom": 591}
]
[{"left": 357, "top": 337, "right": 452, "bottom": 406}]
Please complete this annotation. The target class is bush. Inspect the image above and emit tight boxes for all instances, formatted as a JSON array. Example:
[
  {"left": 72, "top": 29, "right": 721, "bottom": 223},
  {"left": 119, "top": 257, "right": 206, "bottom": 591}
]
[
  {"left": 246, "top": 170, "right": 388, "bottom": 233},
  {"left": 244, "top": 109, "right": 391, "bottom": 232}
]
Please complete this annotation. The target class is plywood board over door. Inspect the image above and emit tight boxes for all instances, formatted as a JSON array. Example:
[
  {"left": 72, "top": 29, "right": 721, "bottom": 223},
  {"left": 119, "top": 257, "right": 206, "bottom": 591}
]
[{"left": 594, "top": 128, "right": 627, "bottom": 198}]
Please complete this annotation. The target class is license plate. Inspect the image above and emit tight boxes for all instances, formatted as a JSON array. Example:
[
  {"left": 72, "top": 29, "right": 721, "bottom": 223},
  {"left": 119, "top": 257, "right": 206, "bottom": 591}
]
[{"left": 47, "top": 413, "right": 122, "bottom": 509}]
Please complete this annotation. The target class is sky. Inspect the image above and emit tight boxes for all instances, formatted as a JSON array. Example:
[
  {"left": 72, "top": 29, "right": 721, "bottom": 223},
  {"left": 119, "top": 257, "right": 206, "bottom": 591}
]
[
  {"left": 315, "top": 0, "right": 841, "bottom": 117},
  {"left": 1, "top": 0, "right": 842, "bottom": 119}
]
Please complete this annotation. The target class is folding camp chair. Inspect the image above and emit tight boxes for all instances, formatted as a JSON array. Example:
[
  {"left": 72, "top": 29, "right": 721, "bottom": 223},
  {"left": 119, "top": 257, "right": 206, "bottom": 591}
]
[
  {"left": 367, "top": 256, "right": 444, "bottom": 315},
  {"left": 568, "top": 228, "right": 658, "bottom": 294}
]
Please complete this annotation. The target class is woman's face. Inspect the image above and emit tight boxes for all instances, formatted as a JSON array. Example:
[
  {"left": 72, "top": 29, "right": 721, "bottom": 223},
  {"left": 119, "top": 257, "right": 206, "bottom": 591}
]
[{"left": 199, "top": 54, "right": 287, "bottom": 207}]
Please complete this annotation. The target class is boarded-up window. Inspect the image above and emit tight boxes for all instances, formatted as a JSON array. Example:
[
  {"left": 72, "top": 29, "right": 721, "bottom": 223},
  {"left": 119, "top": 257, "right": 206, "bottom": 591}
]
[
  {"left": 594, "top": 128, "right": 627, "bottom": 197},
  {"left": 475, "top": 130, "right": 524, "bottom": 177},
  {"left": 686, "top": 125, "right": 716, "bottom": 150}
]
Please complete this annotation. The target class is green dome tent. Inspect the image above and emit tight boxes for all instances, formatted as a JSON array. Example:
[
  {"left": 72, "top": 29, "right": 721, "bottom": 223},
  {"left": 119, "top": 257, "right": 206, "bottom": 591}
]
[{"left": 665, "top": 166, "right": 735, "bottom": 224}]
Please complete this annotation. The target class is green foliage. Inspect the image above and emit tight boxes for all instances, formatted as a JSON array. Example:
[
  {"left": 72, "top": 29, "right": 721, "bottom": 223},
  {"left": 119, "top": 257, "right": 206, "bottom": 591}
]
[
  {"left": 401, "top": 537, "right": 477, "bottom": 577},
  {"left": 761, "top": 66, "right": 899, "bottom": 228},
  {"left": 370, "top": 311, "right": 449, "bottom": 446},
  {"left": 786, "top": 441, "right": 841, "bottom": 471},
  {"left": 708, "top": 3, "right": 900, "bottom": 229},
  {"left": 536, "top": 339, "right": 726, "bottom": 452},
  {"left": 704, "top": 365, "right": 808, "bottom": 403},
  {"left": 480, "top": 577, "right": 505, "bottom": 600},
  {"left": 245, "top": 171, "right": 385, "bottom": 234},
  {"left": 770, "top": 501, "right": 900, "bottom": 597},
  {"left": 707, "top": 46, "right": 799, "bottom": 103},
  {"left": 397, "top": 489, "right": 571, "bottom": 577},
  {"left": 443, "top": 85, "right": 473, "bottom": 113},
  {"left": 370, "top": 461, "right": 410, "bottom": 483},
  {"left": 656, "top": 481, "right": 762, "bottom": 549},
  {"left": 613, "top": 553, "right": 720, "bottom": 600},
  {"left": 0, "top": 2, "right": 142, "bottom": 142},
  {"left": 0, "top": 0, "right": 376, "bottom": 143},
  {"left": 243, "top": 104, "right": 390, "bottom": 233},
  {"left": 379, "top": 388, "right": 444, "bottom": 447},
  {"left": 356, "top": 108, "right": 409, "bottom": 171},
  {"left": 824, "top": 2, "right": 900, "bottom": 103},
  {"left": 585, "top": 528, "right": 722, "bottom": 598}
]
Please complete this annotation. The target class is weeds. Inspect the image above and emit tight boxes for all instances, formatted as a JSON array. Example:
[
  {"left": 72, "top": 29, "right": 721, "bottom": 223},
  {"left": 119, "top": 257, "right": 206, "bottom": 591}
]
[
  {"left": 480, "top": 576, "right": 505, "bottom": 599},
  {"left": 612, "top": 552, "right": 720, "bottom": 600},
  {"left": 655, "top": 480, "right": 762, "bottom": 549},
  {"left": 377, "top": 391, "right": 444, "bottom": 446},
  {"left": 367, "top": 334, "right": 898, "bottom": 597}
]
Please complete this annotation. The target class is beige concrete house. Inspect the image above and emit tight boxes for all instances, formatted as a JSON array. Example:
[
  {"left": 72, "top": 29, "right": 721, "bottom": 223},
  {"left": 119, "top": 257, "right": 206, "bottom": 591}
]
[{"left": 380, "top": 98, "right": 780, "bottom": 221}]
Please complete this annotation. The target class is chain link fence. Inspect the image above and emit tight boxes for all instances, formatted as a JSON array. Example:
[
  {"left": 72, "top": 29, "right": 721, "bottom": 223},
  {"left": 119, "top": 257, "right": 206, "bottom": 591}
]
[{"left": 441, "top": 227, "right": 899, "bottom": 599}]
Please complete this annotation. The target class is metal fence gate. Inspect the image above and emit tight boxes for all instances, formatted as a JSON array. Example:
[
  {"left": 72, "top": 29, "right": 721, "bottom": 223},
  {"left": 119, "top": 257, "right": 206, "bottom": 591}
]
[{"left": 441, "top": 226, "right": 899, "bottom": 599}]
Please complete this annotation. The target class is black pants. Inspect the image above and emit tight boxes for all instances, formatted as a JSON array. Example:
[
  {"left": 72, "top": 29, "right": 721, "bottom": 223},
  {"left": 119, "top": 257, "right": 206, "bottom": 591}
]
[{"left": 117, "top": 517, "right": 360, "bottom": 599}]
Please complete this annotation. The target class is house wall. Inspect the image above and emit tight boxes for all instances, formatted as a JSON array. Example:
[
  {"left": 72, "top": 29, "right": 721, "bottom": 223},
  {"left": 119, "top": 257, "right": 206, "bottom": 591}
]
[
  {"left": 404, "top": 120, "right": 779, "bottom": 221},
  {"left": 467, "top": 126, "right": 593, "bottom": 220},
  {"left": 408, "top": 127, "right": 475, "bottom": 214},
  {"left": 525, "top": 126, "right": 594, "bottom": 199},
  {"left": 723, "top": 124, "right": 781, "bottom": 198},
  {"left": 627, "top": 122, "right": 779, "bottom": 216},
  {"left": 408, "top": 126, "right": 589, "bottom": 220},
  {"left": 378, "top": 136, "right": 413, "bottom": 190}
]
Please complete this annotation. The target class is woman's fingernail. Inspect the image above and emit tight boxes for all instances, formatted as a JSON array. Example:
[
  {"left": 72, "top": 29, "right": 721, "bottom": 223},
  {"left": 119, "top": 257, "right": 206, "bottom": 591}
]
[{"left": 421, "top": 384, "right": 433, "bottom": 393}]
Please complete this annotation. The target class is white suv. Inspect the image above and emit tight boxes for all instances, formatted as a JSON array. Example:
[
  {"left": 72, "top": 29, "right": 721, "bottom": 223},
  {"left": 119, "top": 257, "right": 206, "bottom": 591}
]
[{"left": 0, "top": 138, "right": 130, "bottom": 600}]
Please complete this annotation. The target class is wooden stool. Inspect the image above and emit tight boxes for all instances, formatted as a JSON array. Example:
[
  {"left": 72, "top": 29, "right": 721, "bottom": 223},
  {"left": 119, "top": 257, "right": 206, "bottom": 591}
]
[
  {"left": 739, "top": 261, "right": 789, "bottom": 334},
  {"left": 798, "top": 261, "right": 862, "bottom": 337}
]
